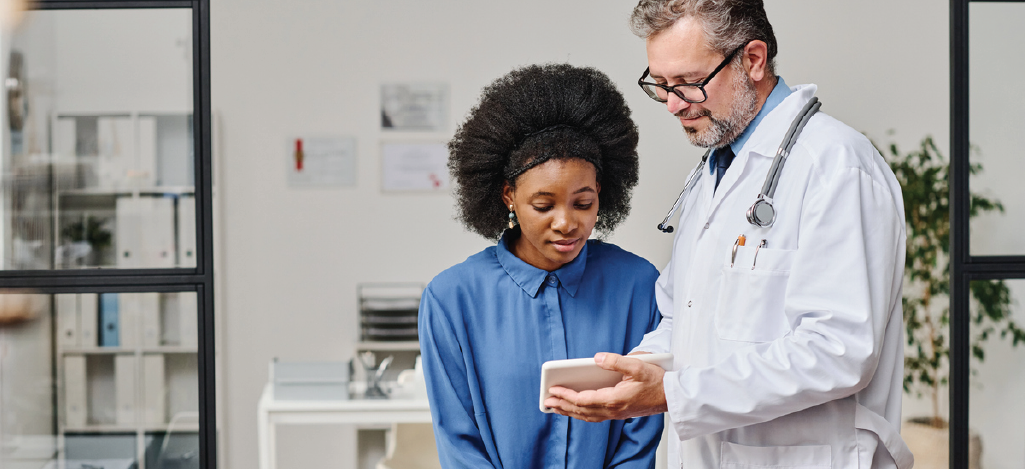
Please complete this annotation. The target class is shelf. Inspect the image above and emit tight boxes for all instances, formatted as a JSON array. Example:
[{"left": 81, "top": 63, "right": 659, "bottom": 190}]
[
  {"left": 62, "top": 346, "right": 198, "bottom": 355},
  {"left": 58, "top": 186, "right": 195, "bottom": 197},
  {"left": 356, "top": 341, "right": 420, "bottom": 352},
  {"left": 62, "top": 423, "right": 199, "bottom": 434}
]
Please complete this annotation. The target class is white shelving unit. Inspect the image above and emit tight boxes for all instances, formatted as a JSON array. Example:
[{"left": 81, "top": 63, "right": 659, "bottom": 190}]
[{"left": 55, "top": 292, "right": 200, "bottom": 469}]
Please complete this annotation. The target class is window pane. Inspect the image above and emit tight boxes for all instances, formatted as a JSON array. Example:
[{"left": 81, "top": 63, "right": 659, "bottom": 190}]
[
  {"left": 0, "top": 291, "right": 199, "bottom": 469},
  {"left": 968, "top": 279, "right": 1025, "bottom": 469},
  {"left": 1, "top": 9, "right": 196, "bottom": 270},
  {"left": 968, "top": 3, "right": 1025, "bottom": 256}
]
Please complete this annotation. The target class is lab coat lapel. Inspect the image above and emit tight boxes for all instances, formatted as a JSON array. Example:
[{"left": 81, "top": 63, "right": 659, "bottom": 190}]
[{"left": 704, "top": 150, "right": 752, "bottom": 218}]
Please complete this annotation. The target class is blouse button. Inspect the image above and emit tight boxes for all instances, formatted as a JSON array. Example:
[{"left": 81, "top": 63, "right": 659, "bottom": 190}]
[
  {"left": 687, "top": 301, "right": 693, "bottom": 307},
  {"left": 704, "top": 223, "right": 710, "bottom": 229},
  {"left": 547, "top": 275, "right": 558, "bottom": 286}
]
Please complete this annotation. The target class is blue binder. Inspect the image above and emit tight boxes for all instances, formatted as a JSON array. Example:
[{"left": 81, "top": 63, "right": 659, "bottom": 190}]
[{"left": 99, "top": 293, "right": 120, "bottom": 347}]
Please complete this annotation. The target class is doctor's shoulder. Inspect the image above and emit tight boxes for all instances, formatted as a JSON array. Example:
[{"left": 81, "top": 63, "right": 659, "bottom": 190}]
[
  {"left": 584, "top": 240, "right": 659, "bottom": 286},
  {"left": 790, "top": 112, "right": 896, "bottom": 182}
]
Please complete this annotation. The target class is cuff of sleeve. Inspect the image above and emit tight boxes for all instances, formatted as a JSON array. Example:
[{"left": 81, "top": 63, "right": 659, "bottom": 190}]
[{"left": 663, "top": 369, "right": 692, "bottom": 441}]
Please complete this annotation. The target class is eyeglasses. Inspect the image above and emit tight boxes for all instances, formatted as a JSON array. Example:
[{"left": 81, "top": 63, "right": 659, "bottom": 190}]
[{"left": 637, "top": 43, "right": 746, "bottom": 104}]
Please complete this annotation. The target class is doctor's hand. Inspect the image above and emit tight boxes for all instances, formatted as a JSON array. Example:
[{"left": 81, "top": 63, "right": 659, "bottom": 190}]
[{"left": 543, "top": 352, "right": 668, "bottom": 422}]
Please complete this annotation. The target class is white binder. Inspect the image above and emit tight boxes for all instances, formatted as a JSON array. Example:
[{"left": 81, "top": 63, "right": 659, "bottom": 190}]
[
  {"left": 115, "top": 197, "right": 142, "bottom": 268},
  {"left": 79, "top": 293, "right": 99, "bottom": 348},
  {"left": 177, "top": 196, "right": 197, "bottom": 268},
  {"left": 98, "top": 117, "right": 133, "bottom": 189},
  {"left": 145, "top": 197, "right": 176, "bottom": 268},
  {"left": 142, "top": 355, "right": 166, "bottom": 425},
  {"left": 118, "top": 294, "right": 139, "bottom": 348},
  {"left": 136, "top": 116, "right": 158, "bottom": 187},
  {"left": 139, "top": 293, "right": 161, "bottom": 347},
  {"left": 114, "top": 355, "right": 137, "bottom": 425},
  {"left": 179, "top": 292, "right": 199, "bottom": 348},
  {"left": 56, "top": 294, "right": 79, "bottom": 348},
  {"left": 64, "top": 356, "right": 88, "bottom": 428}
]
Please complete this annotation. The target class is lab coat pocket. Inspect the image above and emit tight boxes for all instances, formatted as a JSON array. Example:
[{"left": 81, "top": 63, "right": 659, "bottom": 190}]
[
  {"left": 715, "top": 247, "right": 794, "bottom": 343},
  {"left": 720, "top": 441, "right": 831, "bottom": 469}
]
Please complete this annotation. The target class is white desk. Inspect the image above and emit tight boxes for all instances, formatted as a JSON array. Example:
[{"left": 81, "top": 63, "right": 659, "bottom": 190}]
[{"left": 257, "top": 383, "right": 431, "bottom": 469}]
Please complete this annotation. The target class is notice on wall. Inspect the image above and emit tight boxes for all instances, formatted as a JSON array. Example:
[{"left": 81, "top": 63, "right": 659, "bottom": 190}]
[
  {"left": 287, "top": 137, "right": 357, "bottom": 187},
  {"left": 381, "top": 142, "right": 449, "bottom": 192},
  {"left": 380, "top": 83, "right": 448, "bottom": 131}
]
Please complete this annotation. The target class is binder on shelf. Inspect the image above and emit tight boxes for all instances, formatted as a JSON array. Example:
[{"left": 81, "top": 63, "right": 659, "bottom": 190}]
[
  {"left": 114, "top": 355, "right": 136, "bottom": 425},
  {"left": 178, "top": 196, "right": 197, "bottom": 268},
  {"left": 98, "top": 117, "right": 133, "bottom": 189},
  {"left": 179, "top": 292, "right": 198, "bottom": 348},
  {"left": 118, "top": 294, "right": 139, "bottom": 348},
  {"left": 64, "top": 356, "right": 88, "bottom": 428},
  {"left": 140, "top": 293, "right": 161, "bottom": 347},
  {"left": 142, "top": 355, "right": 166, "bottom": 425},
  {"left": 115, "top": 197, "right": 141, "bottom": 268},
  {"left": 56, "top": 294, "right": 79, "bottom": 348},
  {"left": 137, "top": 116, "right": 158, "bottom": 188},
  {"left": 145, "top": 198, "right": 176, "bottom": 268},
  {"left": 99, "top": 293, "right": 120, "bottom": 347},
  {"left": 79, "top": 293, "right": 99, "bottom": 348}
]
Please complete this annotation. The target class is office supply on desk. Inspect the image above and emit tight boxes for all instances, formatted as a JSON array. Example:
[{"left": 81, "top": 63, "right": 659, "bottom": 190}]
[
  {"left": 358, "top": 283, "right": 422, "bottom": 342},
  {"left": 271, "top": 359, "right": 350, "bottom": 401},
  {"left": 539, "top": 353, "right": 674, "bottom": 413}
]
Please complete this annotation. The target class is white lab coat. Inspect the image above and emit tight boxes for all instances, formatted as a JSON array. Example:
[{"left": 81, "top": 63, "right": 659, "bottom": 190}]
[{"left": 633, "top": 85, "right": 913, "bottom": 469}]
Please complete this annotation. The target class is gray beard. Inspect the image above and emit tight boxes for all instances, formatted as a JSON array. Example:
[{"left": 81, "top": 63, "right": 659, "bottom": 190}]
[{"left": 681, "top": 63, "right": 759, "bottom": 149}]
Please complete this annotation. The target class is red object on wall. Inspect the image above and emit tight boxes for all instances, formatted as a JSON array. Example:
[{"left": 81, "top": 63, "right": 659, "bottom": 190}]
[{"left": 295, "top": 139, "right": 304, "bottom": 171}]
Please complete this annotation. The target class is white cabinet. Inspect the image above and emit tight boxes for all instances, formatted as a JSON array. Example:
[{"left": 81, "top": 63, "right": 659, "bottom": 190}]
[{"left": 55, "top": 292, "right": 199, "bottom": 469}]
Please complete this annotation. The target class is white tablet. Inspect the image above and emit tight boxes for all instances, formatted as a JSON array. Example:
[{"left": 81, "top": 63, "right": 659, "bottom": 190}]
[{"left": 538, "top": 353, "right": 674, "bottom": 413}]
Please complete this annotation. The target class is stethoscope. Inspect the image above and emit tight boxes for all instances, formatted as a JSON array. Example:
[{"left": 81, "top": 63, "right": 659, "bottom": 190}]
[{"left": 657, "top": 97, "right": 821, "bottom": 233}]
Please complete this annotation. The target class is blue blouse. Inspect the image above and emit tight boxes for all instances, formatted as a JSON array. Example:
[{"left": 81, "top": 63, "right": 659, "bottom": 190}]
[{"left": 419, "top": 231, "right": 664, "bottom": 468}]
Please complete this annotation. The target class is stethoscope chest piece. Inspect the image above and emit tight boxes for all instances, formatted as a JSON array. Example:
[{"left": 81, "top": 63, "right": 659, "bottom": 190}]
[{"left": 746, "top": 197, "right": 776, "bottom": 228}]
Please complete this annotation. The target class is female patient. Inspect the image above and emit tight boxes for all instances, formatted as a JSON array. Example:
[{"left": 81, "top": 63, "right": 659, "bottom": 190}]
[{"left": 419, "top": 64, "right": 662, "bottom": 468}]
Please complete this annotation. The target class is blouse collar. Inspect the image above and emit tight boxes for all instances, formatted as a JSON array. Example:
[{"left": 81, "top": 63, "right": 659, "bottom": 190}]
[{"left": 495, "top": 229, "right": 587, "bottom": 298}]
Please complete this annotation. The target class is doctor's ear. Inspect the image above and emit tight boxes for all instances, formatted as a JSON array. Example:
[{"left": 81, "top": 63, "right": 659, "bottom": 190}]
[{"left": 743, "top": 40, "right": 770, "bottom": 83}]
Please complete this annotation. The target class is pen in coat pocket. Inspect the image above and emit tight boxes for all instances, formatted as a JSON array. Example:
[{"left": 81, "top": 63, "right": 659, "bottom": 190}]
[
  {"left": 731, "top": 234, "right": 746, "bottom": 267},
  {"left": 752, "top": 239, "right": 767, "bottom": 269}
]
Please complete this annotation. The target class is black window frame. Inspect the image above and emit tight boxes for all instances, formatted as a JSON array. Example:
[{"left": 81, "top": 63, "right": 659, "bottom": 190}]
[
  {"left": 950, "top": 0, "right": 1025, "bottom": 468},
  {"left": 0, "top": 1, "right": 216, "bottom": 468}
]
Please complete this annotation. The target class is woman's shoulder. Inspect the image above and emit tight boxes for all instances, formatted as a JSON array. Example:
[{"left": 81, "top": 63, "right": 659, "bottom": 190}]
[
  {"left": 585, "top": 240, "right": 659, "bottom": 278},
  {"left": 426, "top": 246, "right": 502, "bottom": 293}
]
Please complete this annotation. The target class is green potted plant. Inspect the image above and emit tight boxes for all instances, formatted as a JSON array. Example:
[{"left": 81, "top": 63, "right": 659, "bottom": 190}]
[{"left": 881, "top": 135, "right": 1025, "bottom": 468}]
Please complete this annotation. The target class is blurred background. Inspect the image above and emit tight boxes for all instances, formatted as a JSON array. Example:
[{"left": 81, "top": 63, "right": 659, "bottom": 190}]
[{"left": 0, "top": 1, "right": 1022, "bottom": 468}]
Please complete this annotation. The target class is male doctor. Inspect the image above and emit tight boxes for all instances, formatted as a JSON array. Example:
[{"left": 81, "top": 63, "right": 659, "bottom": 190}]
[{"left": 545, "top": 1, "right": 914, "bottom": 468}]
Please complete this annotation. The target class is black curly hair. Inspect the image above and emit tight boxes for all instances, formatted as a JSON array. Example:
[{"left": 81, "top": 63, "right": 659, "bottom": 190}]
[{"left": 448, "top": 63, "right": 640, "bottom": 241}]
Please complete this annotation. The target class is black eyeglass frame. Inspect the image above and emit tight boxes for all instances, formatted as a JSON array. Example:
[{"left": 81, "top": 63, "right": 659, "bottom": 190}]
[{"left": 638, "top": 43, "right": 747, "bottom": 104}]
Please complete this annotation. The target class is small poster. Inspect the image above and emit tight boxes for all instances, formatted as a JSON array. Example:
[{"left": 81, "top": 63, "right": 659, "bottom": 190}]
[
  {"left": 381, "top": 142, "right": 449, "bottom": 192},
  {"left": 381, "top": 83, "right": 448, "bottom": 131},
  {"left": 287, "top": 137, "right": 357, "bottom": 187}
]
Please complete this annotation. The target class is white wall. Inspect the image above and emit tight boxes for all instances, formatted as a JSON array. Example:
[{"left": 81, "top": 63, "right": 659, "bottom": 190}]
[{"left": 210, "top": 1, "right": 1023, "bottom": 468}]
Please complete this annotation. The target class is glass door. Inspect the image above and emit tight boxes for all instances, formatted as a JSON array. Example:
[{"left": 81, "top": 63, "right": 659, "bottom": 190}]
[
  {"left": 950, "top": 1, "right": 1025, "bottom": 468},
  {"left": 0, "top": 1, "right": 214, "bottom": 468}
]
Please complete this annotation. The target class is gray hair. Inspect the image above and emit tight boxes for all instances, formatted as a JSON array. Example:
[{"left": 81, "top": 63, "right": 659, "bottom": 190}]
[{"left": 629, "top": 0, "right": 777, "bottom": 75}]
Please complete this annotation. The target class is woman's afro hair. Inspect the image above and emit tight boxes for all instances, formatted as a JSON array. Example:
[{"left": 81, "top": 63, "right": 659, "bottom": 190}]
[{"left": 448, "top": 63, "right": 640, "bottom": 241}]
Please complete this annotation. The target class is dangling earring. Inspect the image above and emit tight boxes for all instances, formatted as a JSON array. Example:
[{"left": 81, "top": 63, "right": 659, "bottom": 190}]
[{"left": 508, "top": 204, "right": 518, "bottom": 229}]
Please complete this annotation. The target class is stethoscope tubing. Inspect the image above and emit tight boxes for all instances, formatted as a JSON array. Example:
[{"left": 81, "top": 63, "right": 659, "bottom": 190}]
[{"left": 657, "top": 97, "right": 821, "bottom": 233}]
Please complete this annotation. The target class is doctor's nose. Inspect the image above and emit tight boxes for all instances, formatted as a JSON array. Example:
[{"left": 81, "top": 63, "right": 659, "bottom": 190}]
[{"left": 666, "top": 91, "right": 691, "bottom": 115}]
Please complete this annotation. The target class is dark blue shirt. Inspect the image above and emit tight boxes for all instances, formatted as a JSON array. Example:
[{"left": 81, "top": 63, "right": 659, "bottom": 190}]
[{"left": 419, "top": 231, "right": 664, "bottom": 468}]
